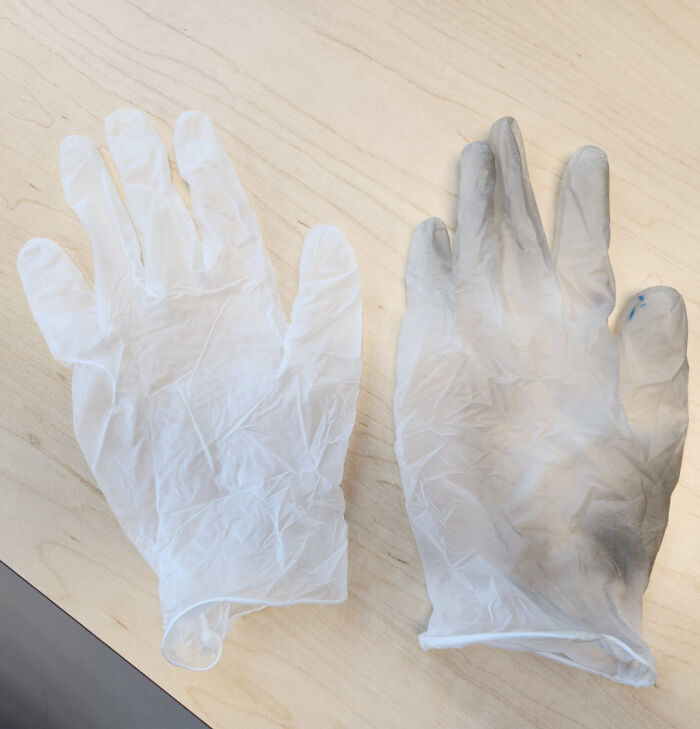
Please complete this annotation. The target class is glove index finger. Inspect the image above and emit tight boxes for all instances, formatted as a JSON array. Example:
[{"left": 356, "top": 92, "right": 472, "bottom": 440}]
[
  {"left": 553, "top": 145, "right": 614, "bottom": 325},
  {"left": 174, "top": 111, "right": 264, "bottom": 271}
]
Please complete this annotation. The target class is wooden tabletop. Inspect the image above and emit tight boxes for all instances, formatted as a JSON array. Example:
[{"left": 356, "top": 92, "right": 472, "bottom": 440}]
[{"left": 2, "top": 1, "right": 699, "bottom": 726}]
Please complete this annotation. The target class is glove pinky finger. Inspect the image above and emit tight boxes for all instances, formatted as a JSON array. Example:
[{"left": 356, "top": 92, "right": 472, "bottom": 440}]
[{"left": 18, "top": 238, "right": 99, "bottom": 366}]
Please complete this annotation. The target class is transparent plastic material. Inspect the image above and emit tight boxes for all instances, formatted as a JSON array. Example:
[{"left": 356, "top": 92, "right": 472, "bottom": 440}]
[
  {"left": 18, "top": 110, "right": 362, "bottom": 670},
  {"left": 394, "top": 118, "right": 688, "bottom": 686}
]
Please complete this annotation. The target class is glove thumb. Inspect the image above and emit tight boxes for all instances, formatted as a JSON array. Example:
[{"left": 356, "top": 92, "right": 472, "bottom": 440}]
[{"left": 618, "top": 286, "right": 688, "bottom": 483}]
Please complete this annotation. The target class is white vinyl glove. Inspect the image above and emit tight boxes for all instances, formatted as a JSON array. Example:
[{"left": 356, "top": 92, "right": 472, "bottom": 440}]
[
  {"left": 394, "top": 118, "right": 688, "bottom": 686},
  {"left": 17, "top": 110, "right": 362, "bottom": 670}
]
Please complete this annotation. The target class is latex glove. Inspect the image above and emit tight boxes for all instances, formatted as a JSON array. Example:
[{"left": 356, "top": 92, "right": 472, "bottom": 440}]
[
  {"left": 17, "top": 110, "right": 362, "bottom": 670},
  {"left": 394, "top": 117, "right": 688, "bottom": 686}
]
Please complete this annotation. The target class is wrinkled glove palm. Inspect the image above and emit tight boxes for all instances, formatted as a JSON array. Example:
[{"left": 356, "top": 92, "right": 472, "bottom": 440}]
[
  {"left": 394, "top": 118, "right": 688, "bottom": 686},
  {"left": 18, "top": 110, "right": 362, "bottom": 669}
]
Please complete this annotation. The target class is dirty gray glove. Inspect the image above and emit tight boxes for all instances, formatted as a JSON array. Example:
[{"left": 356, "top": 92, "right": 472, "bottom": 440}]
[{"left": 394, "top": 117, "right": 688, "bottom": 686}]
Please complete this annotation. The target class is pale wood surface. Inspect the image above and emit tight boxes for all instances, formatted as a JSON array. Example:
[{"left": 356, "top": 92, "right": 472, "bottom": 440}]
[{"left": 1, "top": 1, "right": 699, "bottom": 726}]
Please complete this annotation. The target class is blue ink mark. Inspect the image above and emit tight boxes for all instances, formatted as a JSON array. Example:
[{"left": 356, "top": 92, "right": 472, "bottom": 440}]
[
  {"left": 638, "top": 293, "right": 647, "bottom": 307},
  {"left": 629, "top": 305, "right": 636, "bottom": 320}
]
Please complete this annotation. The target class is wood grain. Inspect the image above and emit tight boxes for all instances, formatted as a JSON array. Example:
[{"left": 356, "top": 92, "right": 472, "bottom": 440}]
[{"left": 1, "top": 1, "right": 699, "bottom": 726}]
